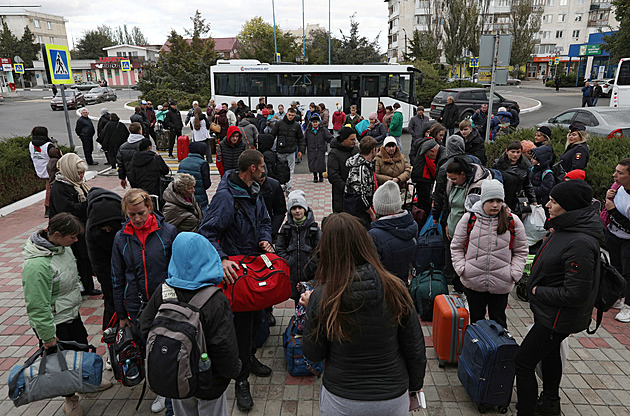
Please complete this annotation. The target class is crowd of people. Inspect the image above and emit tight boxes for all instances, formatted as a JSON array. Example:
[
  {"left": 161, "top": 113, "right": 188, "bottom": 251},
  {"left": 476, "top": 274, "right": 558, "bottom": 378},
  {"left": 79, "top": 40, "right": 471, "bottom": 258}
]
[{"left": 22, "top": 94, "right": 626, "bottom": 416}]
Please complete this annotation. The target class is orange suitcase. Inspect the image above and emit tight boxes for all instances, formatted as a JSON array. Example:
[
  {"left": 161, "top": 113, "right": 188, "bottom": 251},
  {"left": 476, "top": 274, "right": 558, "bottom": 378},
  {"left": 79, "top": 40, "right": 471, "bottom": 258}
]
[
  {"left": 432, "top": 294, "right": 469, "bottom": 367},
  {"left": 177, "top": 135, "right": 190, "bottom": 161}
]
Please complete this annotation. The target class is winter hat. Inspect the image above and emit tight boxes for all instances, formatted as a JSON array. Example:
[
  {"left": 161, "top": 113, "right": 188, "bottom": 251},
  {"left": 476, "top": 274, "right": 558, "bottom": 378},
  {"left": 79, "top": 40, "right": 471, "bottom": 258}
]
[
  {"left": 373, "top": 180, "right": 402, "bottom": 216},
  {"left": 569, "top": 123, "right": 586, "bottom": 132},
  {"left": 565, "top": 169, "right": 586, "bottom": 181},
  {"left": 287, "top": 190, "right": 308, "bottom": 211},
  {"left": 310, "top": 113, "right": 321, "bottom": 122},
  {"left": 521, "top": 140, "right": 536, "bottom": 153},
  {"left": 339, "top": 126, "right": 356, "bottom": 141},
  {"left": 101, "top": 108, "right": 109, "bottom": 115},
  {"left": 189, "top": 141, "right": 206, "bottom": 156},
  {"left": 480, "top": 179, "right": 505, "bottom": 206},
  {"left": 262, "top": 108, "right": 269, "bottom": 116},
  {"left": 420, "top": 139, "right": 438, "bottom": 155},
  {"left": 549, "top": 180, "right": 593, "bottom": 211},
  {"left": 498, "top": 106, "right": 507, "bottom": 112},
  {"left": 336, "top": 103, "right": 342, "bottom": 111},
  {"left": 383, "top": 136, "right": 397, "bottom": 147},
  {"left": 536, "top": 126, "right": 551, "bottom": 138},
  {"left": 368, "top": 112, "right": 378, "bottom": 120}
]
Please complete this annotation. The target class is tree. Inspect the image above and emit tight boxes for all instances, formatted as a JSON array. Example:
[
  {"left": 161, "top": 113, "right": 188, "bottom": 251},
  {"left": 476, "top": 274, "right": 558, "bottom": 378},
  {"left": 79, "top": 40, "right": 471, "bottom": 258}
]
[
  {"left": 305, "top": 28, "right": 342, "bottom": 64},
  {"left": 336, "top": 14, "right": 383, "bottom": 64},
  {"left": 509, "top": 0, "right": 541, "bottom": 76},
  {"left": 17, "top": 27, "right": 40, "bottom": 67},
  {"left": 73, "top": 25, "right": 115, "bottom": 59},
  {"left": 442, "top": 0, "right": 469, "bottom": 72},
  {"left": 404, "top": 29, "right": 441, "bottom": 64},
  {"left": 0, "top": 23, "right": 20, "bottom": 64},
  {"left": 237, "top": 17, "right": 299, "bottom": 63},
  {"left": 602, "top": 0, "right": 630, "bottom": 61},
  {"left": 113, "top": 25, "right": 149, "bottom": 45},
  {"left": 465, "top": 0, "right": 491, "bottom": 57}
]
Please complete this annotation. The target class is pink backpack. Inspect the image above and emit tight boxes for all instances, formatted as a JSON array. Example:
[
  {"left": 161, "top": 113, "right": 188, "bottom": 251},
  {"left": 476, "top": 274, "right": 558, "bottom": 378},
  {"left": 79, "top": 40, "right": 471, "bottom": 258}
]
[{"left": 600, "top": 182, "right": 621, "bottom": 226}]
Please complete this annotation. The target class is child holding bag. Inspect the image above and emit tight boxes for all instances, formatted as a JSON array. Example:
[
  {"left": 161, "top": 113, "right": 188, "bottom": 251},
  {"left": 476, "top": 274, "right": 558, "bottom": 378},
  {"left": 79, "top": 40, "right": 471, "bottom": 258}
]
[{"left": 450, "top": 180, "right": 529, "bottom": 329}]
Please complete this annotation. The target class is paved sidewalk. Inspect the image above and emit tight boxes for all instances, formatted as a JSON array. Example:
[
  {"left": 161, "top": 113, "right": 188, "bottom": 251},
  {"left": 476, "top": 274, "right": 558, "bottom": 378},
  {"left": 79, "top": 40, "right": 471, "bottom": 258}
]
[{"left": 0, "top": 173, "right": 629, "bottom": 415}]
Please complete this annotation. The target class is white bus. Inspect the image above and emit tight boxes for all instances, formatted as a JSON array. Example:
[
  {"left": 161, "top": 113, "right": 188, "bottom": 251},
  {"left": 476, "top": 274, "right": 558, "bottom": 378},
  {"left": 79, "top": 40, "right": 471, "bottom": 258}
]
[
  {"left": 610, "top": 58, "right": 630, "bottom": 108},
  {"left": 210, "top": 60, "right": 422, "bottom": 128}
]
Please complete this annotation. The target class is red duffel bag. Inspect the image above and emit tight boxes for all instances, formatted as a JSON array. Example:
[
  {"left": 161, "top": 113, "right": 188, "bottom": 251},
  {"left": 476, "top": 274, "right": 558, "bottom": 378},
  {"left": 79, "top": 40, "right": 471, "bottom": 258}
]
[{"left": 219, "top": 253, "right": 291, "bottom": 312}]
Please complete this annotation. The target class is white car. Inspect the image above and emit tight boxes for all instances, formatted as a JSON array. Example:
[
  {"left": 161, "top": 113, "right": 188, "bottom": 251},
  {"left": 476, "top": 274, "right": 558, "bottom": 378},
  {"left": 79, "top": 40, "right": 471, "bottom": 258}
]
[{"left": 592, "top": 78, "right": 614, "bottom": 97}]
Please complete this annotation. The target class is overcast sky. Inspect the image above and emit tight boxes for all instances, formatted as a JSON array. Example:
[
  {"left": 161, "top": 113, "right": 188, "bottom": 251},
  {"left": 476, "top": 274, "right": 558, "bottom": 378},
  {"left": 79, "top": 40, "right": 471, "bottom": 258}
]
[{"left": 9, "top": 0, "right": 389, "bottom": 53}]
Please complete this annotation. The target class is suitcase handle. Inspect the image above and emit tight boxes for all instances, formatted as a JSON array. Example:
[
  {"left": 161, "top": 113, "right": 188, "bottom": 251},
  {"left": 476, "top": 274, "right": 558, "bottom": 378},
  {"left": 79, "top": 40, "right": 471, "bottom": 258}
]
[{"left": 489, "top": 322, "right": 505, "bottom": 336}]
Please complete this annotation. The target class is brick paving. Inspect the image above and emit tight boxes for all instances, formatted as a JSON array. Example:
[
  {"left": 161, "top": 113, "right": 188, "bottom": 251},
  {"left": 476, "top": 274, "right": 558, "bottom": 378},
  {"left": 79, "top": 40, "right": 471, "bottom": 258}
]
[{"left": 1, "top": 172, "right": 630, "bottom": 415}]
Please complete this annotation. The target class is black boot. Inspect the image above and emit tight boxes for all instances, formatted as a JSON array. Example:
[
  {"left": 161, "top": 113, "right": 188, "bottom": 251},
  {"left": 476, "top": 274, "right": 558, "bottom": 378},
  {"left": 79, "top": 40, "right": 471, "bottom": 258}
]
[
  {"left": 250, "top": 355, "right": 272, "bottom": 377},
  {"left": 44, "top": 206, "right": 49, "bottom": 218},
  {"left": 313, "top": 173, "right": 318, "bottom": 183},
  {"left": 535, "top": 395, "right": 561, "bottom": 416},
  {"left": 235, "top": 380, "right": 253, "bottom": 411},
  {"left": 318, "top": 172, "right": 324, "bottom": 182}
]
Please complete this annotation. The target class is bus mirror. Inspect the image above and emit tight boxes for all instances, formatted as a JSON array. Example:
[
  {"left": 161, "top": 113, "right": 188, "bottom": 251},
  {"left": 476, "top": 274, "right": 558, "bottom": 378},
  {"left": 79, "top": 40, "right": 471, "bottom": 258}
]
[{"left": 418, "top": 72, "right": 423, "bottom": 86}]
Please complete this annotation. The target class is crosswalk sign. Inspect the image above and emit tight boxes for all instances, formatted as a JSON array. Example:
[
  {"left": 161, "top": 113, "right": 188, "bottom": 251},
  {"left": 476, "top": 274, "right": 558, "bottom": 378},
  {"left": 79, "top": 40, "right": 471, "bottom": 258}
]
[
  {"left": 554, "top": 57, "right": 560, "bottom": 65},
  {"left": 13, "top": 63, "right": 24, "bottom": 74},
  {"left": 121, "top": 60, "right": 131, "bottom": 72},
  {"left": 43, "top": 44, "right": 72, "bottom": 84},
  {"left": 469, "top": 57, "right": 479, "bottom": 68}
]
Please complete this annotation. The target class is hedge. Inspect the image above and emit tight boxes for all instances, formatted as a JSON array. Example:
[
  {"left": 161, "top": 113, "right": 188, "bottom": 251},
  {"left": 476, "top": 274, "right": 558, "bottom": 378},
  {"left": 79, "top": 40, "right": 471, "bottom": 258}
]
[
  {"left": 0, "top": 136, "right": 74, "bottom": 208},
  {"left": 485, "top": 126, "right": 630, "bottom": 201},
  {"left": 544, "top": 72, "right": 585, "bottom": 88},
  {"left": 141, "top": 89, "right": 211, "bottom": 111}
]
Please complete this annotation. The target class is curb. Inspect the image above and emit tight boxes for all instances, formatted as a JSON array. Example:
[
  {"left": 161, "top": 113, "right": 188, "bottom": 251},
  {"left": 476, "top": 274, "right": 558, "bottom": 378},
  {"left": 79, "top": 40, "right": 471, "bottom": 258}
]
[
  {"left": 519, "top": 99, "right": 542, "bottom": 114},
  {"left": 0, "top": 171, "right": 99, "bottom": 218}
]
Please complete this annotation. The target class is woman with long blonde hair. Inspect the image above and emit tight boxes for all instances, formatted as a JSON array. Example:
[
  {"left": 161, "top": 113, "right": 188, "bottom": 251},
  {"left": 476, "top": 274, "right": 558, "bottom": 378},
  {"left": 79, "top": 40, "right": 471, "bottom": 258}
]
[
  {"left": 559, "top": 123, "right": 589, "bottom": 173},
  {"left": 302, "top": 213, "right": 426, "bottom": 416}
]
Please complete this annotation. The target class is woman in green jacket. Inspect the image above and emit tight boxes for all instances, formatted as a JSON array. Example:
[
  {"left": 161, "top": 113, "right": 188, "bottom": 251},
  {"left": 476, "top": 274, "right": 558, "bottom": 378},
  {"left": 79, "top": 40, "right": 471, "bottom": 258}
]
[{"left": 21, "top": 212, "right": 111, "bottom": 416}]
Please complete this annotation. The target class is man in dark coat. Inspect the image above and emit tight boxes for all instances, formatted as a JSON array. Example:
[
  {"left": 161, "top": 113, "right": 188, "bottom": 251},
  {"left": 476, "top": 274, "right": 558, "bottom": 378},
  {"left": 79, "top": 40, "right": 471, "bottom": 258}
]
[
  {"left": 198, "top": 150, "right": 273, "bottom": 412},
  {"left": 471, "top": 103, "right": 488, "bottom": 139},
  {"left": 327, "top": 126, "right": 359, "bottom": 213},
  {"left": 408, "top": 106, "right": 433, "bottom": 143},
  {"left": 492, "top": 142, "right": 537, "bottom": 217},
  {"left": 100, "top": 113, "right": 129, "bottom": 169},
  {"left": 128, "top": 138, "right": 170, "bottom": 197},
  {"left": 304, "top": 114, "right": 333, "bottom": 182},
  {"left": 116, "top": 122, "right": 145, "bottom": 189},
  {"left": 440, "top": 96, "right": 460, "bottom": 136},
  {"left": 258, "top": 169, "right": 287, "bottom": 243},
  {"left": 97, "top": 108, "right": 110, "bottom": 144},
  {"left": 75, "top": 108, "right": 98, "bottom": 165},
  {"left": 130, "top": 105, "right": 149, "bottom": 137},
  {"left": 270, "top": 108, "right": 306, "bottom": 192},
  {"left": 164, "top": 100, "right": 184, "bottom": 158},
  {"left": 456, "top": 119, "right": 487, "bottom": 164}
]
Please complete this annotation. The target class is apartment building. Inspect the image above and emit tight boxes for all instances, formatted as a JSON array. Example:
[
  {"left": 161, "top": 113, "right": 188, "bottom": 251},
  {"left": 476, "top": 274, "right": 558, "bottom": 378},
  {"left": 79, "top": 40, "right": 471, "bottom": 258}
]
[{"left": 0, "top": 7, "right": 69, "bottom": 50}]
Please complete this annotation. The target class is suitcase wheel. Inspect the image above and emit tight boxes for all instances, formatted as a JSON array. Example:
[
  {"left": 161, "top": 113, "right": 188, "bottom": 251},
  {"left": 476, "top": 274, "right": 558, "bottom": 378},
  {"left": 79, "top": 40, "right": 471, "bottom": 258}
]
[
  {"left": 438, "top": 359, "right": 445, "bottom": 368},
  {"left": 477, "top": 404, "right": 488, "bottom": 413},
  {"left": 499, "top": 406, "right": 508, "bottom": 414}
]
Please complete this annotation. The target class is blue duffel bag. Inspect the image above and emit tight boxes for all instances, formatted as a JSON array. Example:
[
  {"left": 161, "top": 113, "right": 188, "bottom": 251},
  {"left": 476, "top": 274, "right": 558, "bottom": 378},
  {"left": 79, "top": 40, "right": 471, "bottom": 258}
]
[
  {"left": 415, "top": 213, "right": 445, "bottom": 274},
  {"left": 283, "top": 316, "right": 324, "bottom": 377},
  {"left": 8, "top": 341, "right": 103, "bottom": 407}
]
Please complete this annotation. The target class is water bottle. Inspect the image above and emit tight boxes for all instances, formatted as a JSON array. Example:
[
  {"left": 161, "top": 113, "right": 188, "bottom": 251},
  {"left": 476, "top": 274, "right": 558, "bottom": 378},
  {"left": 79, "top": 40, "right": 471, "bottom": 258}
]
[
  {"left": 198, "top": 353, "right": 211, "bottom": 373},
  {"left": 125, "top": 358, "right": 140, "bottom": 380}
]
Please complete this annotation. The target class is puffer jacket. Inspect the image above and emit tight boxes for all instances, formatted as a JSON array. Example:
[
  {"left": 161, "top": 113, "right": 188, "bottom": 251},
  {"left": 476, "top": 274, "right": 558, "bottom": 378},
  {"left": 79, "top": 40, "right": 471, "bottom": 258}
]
[
  {"left": 178, "top": 153, "right": 211, "bottom": 208},
  {"left": 22, "top": 231, "right": 82, "bottom": 343},
  {"left": 366, "top": 122, "right": 387, "bottom": 145},
  {"left": 374, "top": 146, "right": 411, "bottom": 189},
  {"left": 303, "top": 263, "right": 427, "bottom": 401},
  {"left": 216, "top": 126, "right": 246, "bottom": 177},
  {"left": 85, "top": 188, "right": 123, "bottom": 279},
  {"left": 527, "top": 207, "right": 603, "bottom": 334},
  {"left": 530, "top": 145, "right": 556, "bottom": 206},
  {"left": 369, "top": 212, "right": 418, "bottom": 282},
  {"left": 111, "top": 213, "right": 178, "bottom": 321},
  {"left": 450, "top": 202, "right": 528, "bottom": 294},
  {"left": 162, "top": 183, "right": 203, "bottom": 232},
  {"left": 493, "top": 152, "right": 536, "bottom": 214},
  {"left": 328, "top": 139, "right": 359, "bottom": 213},
  {"left": 463, "top": 128, "right": 487, "bottom": 164},
  {"left": 389, "top": 110, "right": 403, "bottom": 136},
  {"left": 129, "top": 150, "right": 170, "bottom": 196},
  {"left": 270, "top": 114, "right": 306, "bottom": 154},
  {"left": 116, "top": 134, "right": 144, "bottom": 181},
  {"left": 332, "top": 110, "right": 346, "bottom": 130},
  {"left": 275, "top": 209, "right": 321, "bottom": 300},
  {"left": 344, "top": 153, "right": 376, "bottom": 212}
]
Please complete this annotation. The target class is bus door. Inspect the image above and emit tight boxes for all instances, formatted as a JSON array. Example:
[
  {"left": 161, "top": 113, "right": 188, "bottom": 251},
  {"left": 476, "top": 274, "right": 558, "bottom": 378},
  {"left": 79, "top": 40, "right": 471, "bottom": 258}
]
[
  {"left": 249, "top": 75, "right": 267, "bottom": 110},
  {"left": 361, "top": 74, "right": 380, "bottom": 116},
  {"left": 343, "top": 75, "right": 361, "bottom": 114}
]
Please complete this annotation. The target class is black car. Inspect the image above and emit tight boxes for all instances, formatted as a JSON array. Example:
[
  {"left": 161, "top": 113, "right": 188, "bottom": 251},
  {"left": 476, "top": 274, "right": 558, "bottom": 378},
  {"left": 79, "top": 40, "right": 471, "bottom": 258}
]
[{"left": 430, "top": 88, "right": 520, "bottom": 121}]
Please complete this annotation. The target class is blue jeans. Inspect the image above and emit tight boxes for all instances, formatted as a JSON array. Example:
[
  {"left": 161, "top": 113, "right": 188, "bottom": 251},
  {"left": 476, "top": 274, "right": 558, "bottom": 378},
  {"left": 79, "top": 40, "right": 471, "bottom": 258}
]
[
  {"left": 165, "top": 398, "right": 173, "bottom": 416},
  {"left": 591, "top": 97, "right": 599, "bottom": 106}
]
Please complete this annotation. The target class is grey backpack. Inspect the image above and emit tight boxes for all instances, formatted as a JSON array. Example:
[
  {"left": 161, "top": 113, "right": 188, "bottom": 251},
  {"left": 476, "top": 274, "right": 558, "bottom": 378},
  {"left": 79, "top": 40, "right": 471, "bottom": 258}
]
[{"left": 145, "top": 284, "right": 220, "bottom": 399}]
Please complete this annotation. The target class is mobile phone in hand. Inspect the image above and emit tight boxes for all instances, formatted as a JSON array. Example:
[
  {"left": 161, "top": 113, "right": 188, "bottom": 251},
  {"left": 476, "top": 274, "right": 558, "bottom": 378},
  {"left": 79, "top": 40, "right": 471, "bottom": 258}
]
[{"left": 409, "top": 391, "right": 426, "bottom": 412}]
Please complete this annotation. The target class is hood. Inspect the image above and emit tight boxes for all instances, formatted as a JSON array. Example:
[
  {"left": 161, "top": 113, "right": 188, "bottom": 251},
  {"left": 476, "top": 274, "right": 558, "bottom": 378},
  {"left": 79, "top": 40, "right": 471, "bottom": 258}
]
[
  {"left": 469, "top": 199, "right": 505, "bottom": 218},
  {"left": 166, "top": 233, "right": 223, "bottom": 290},
  {"left": 494, "top": 152, "right": 530, "bottom": 171},
  {"left": 162, "top": 183, "right": 193, "bottom": 207},
  {"left": 127, "top": 133, "right": 144, "bottom": 144},
  {"left": 258, "top": 133, "right": 275, "bottom": 152},
  {"left": 345, "top": 153, "right": 370, "bottom": 168},
  {"left": 22, "top": 231, "right": 60, "bottom": 260},
  {"left": 331, "top": 139, "right": 357, "bottom": 153},
  {"left": 341, "top": 263, "right": 383, "bottom": 309},
  {"left": 31, "top": 135, "right": 51, "bottom": 147},
  {"left": 217, "top": 170, "right": 261, "bottom": 199},
  {"left": 371, "top": 211, "right": 418, "bottom": 241},
  {"left": 497, "top": 111, "right": 512, "bottom": 118},
  {"left": 132, "top": 150, "right": 157, "bottom": 167},
  {"left": 531, "top": 145, "right": 553, "bottom": 169},
  {"left": 226, "top": 126, "right": 242, "bottom": 144},
  {"left": 86, "top": 187, "right": 123, "bottom": 228},
  {"left": 445, "top": 134, "right": 466, "bottom": 157},
  {"left": 238, "top": 119, "right": 251, "bottom": 127},
  {"left": 548, "top": 206, "right": 604, "bottom": 239}
]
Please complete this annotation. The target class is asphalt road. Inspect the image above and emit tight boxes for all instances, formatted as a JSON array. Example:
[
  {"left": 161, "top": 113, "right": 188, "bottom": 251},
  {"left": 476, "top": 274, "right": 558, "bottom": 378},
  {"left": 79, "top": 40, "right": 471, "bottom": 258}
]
[{"left": 0, "top": 83, "right": 609, "bottom": 175}]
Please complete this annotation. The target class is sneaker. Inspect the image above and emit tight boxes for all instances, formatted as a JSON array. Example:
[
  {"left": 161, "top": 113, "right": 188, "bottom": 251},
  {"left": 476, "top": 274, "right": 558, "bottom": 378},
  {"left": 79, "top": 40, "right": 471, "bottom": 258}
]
[
  {"left": 613, "top": 298, "right": 625, "bottom": 309},
  {"left": 151, "top": 396, "right": 166, "bottom": 413},
  {"left": 98, "top": 378, "right": 113, "bottom": 391},
  {"left": 250, "top": 355, "right": 272, "bottom": 377},
  {"left": 534, "top": 395, "right": 560, "bottom": 415},
  {"left": 105, "top": 355, "right": 112, "bottom": 371},
  {"left": 235, "top": 380, "right": 254, "bottom": 411},
  {"left": 615, "top": 305, "right": 630, "bottom": 323},
  {"left": 63, "top": 394, "right": 84, "bottom": 416}
]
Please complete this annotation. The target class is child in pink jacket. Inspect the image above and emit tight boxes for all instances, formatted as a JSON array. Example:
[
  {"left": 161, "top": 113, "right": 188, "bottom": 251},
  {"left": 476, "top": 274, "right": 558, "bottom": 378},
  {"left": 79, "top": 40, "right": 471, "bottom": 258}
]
[
  {"left": 450, "top": 179, "right": 528, "bottom": 329},
  {"left": 331, "top": 104, "right": 346, "bottom": 136}
]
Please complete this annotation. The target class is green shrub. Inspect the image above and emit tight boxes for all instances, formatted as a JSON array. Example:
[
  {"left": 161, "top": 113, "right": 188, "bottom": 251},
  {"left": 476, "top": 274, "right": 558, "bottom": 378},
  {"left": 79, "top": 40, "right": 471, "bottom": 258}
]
[
  {"left": 414, "top": 60, "right": 484, "bottom": 107},
  {"left": 485, "top": 126, "right": 630, "bottom": 201},
  {"left": 544, "top": 72, "right": 585, "bottom": 88},
  {"left": 141, "top": 89, "right": 211, "bottom": 111},
  {"left": 0, "top": 137, "right": 74, "bottom": 208}
]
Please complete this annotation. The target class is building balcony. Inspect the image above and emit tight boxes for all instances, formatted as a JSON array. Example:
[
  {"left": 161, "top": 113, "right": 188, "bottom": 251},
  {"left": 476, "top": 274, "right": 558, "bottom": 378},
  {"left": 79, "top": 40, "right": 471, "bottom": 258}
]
[
  {"left": 414, "top": 24, "right": 429, "bottom": 32},
  {"left": 587, "top": 19, "right": 608, "bottom": 26}
]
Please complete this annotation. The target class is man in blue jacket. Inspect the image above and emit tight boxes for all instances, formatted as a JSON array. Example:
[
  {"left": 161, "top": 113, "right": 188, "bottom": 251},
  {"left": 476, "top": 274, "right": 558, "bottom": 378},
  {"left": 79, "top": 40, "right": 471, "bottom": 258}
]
[{"left": 199, "top": 149, "right": 273, "bottom": 412}]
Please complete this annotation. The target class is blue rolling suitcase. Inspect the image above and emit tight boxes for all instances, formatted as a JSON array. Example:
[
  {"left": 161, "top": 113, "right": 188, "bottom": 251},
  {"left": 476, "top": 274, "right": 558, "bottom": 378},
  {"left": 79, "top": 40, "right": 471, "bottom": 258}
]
[{"left": 457, "top": 320, "right": 518, "bottom": 414}]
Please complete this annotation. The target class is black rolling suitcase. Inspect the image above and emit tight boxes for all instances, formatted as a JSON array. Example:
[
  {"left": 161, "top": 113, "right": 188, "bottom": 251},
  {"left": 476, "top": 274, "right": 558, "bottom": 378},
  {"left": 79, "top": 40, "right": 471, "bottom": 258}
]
[
  {"left": 457, "top": 319, "right": 518, "bottom": 414},
  {"left": 156, "top": 129, "right": 169, "bottom": 151}
]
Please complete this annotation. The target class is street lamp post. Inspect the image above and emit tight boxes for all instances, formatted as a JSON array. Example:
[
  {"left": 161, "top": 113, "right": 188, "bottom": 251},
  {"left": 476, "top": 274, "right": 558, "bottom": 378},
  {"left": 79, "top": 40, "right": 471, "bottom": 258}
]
[
  {"left": 272, "top": 0, "right": 279, "bottom": 62},
  {"left": 402, "top": 28, "right": 408, "bottom": 59}
]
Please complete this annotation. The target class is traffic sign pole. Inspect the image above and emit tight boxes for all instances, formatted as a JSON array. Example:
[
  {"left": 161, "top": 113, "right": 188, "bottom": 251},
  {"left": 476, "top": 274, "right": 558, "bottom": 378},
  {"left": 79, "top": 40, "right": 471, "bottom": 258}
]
[
  {"left": 60, "top": 84, "right": 74, "bottom": 147},
  {"left": 485, "top": 34, "right": 500, "bottom": 143}
]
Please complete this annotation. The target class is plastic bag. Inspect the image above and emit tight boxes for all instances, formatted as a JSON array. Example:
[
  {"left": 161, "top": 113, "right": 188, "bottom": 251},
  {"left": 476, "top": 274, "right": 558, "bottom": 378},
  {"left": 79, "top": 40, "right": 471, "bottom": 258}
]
[{"left": 523, "top": 205, "right": 547, "bottom": 246}]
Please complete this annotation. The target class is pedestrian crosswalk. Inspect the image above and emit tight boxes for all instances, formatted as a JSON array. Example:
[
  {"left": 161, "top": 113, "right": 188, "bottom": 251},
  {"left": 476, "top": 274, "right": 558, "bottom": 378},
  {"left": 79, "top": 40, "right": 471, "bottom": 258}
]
[{"left": 155, "top": 148, "right": 221, "bottom": 175}]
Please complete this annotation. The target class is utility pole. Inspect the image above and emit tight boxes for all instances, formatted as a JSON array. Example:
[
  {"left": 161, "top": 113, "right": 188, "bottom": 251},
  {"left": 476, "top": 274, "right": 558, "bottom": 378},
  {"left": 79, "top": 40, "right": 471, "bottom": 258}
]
[{"left": 485, "top": 34, "right": 500, "bottom": 143}]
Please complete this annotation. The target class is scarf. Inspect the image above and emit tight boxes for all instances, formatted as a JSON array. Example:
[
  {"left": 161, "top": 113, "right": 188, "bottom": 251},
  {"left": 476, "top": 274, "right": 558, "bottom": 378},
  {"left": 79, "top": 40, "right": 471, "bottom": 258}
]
[
  {"left": 56, "top": 153, "right": 90, "bottom": 202},
  {"left": 424, "top": 156, "right": 437, "bottom": 179}
]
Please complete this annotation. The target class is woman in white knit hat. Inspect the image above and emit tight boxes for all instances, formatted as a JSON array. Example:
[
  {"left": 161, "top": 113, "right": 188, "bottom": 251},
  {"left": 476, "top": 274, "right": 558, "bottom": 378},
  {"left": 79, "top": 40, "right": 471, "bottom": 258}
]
[{"left": 449, "top": 180, "right": 528, "bottom": 329}]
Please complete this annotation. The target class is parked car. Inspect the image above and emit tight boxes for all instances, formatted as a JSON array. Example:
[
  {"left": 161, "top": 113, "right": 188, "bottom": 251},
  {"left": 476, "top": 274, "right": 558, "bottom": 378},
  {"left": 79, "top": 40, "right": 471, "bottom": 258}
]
[
  {"left": 72, "top": 81, "right": 100, "bottom": 91},
  {"left": 537, "top": 107, "right": 630, "bottom": 139},
  {"left": 507, "top": 77, "right": 522, "bottom": 85},
  {"left": 50, "top": 90, "right": 85, "bottom": 110},
  {"left": 0, "top": 92, "right": 3, "bottom": 102},
  {"left": 84, "top": 87, "right": 117, "bottom": 104},
  {"left": 592, "top": 78, "right": 615, "bottom": 97},
  {"left": 430, "top": 87, "right": 520, "bottom": 121}
]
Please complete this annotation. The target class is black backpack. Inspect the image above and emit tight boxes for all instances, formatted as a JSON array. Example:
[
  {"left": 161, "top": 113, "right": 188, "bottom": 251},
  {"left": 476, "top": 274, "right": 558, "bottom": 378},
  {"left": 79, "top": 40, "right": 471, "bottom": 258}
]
[{"left": 587, "top": 249, "right": 627, "bottom": 334}]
